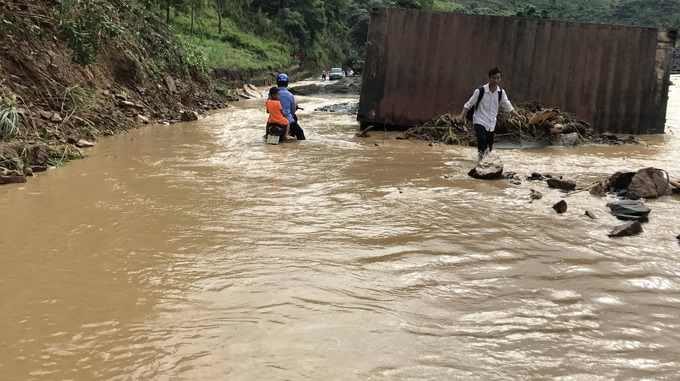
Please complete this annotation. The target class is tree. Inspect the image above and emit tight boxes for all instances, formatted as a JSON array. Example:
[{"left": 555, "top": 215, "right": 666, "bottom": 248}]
[{"left": 215, "top": 0, "right": 226, "bottom": 33}]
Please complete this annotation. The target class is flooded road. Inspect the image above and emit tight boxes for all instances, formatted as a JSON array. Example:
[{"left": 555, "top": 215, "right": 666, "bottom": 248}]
[{"left": 1, "top": 77, "right": 680, "bottom": 380}]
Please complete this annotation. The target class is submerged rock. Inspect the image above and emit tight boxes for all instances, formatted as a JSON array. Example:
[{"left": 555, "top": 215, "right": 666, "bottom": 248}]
[
  {"left": 547, "top": 178, "right": 576, "bottom": 191},
  {"left": 530, "top": 189, "right": 543, "bottom": 201},
  {"left": 585, "top": 210, "right": 597, "bottom": 219},
  {"left": 0, "top": 175, "right": 27, "bottom": 185},
  {"left": 609, "top": 221, "right": 643, "bottom": 238},
  {"left": 607, "top": 200, "right": 651, "bottom": 222},
  {"left": 553, "top": 200, "right": 568, "bottom": 214}
]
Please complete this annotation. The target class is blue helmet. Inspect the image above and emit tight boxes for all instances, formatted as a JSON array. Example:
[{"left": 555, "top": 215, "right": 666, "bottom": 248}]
[{"left": 276, "top": 73, "right": 289, "bottom": 83}]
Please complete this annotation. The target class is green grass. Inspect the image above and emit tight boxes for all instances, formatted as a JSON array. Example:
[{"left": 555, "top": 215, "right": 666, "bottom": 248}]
[
  {"left": 170, "top": 11, "right": 292, "bottom": 71},
  {"left": 0, "top": 95, "right": 20, "bottom": 140}
]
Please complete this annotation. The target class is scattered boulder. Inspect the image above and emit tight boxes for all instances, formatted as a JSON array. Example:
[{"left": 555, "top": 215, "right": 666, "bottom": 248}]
[
  {"left": 75, "top": 139, "right": 95, "bottom": 148},
  {"left": 24, "top": 167, "right": 33, "bottom": 177},
  {"left": 468, "top": 157, "right": 504, "bottom": 180},
  {"left": 180, "top": 110, "right": 199, "bottom": 122},
  {"left": 608, "top": 221, "right": 643, "bottom": 238},
  {"left": 628, "top": 167, "right": 672, "bottom": 199},
  {"left": 547, "top": 178, "right": 576, "bottom": 191},
  {"left": 530, "top": 189, "right": 543, "bottom": 201},
  {"left": 607, "top": 200, "right": 651, "bottom": 222},
  {"left": 585, "top": 210, "right": 597, "bottom": 219},
  {"left": 553, "top": 200, "right": 568, "bottom": 214},
  {"left": 589, "top": 181, "right": 607, "bottom": 197}
]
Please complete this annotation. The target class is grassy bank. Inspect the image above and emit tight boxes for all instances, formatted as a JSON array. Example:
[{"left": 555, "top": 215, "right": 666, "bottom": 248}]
[{"left": 169, "top": 9, "right": 293, "bottom": 72}]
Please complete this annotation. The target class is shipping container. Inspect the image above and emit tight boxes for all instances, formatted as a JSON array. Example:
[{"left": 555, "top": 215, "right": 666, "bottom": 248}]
[{"left": 359, "top": 8, "right": 678, "bottom": 134}]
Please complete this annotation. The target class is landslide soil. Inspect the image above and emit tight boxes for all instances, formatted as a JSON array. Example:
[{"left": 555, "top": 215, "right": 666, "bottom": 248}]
[{"left": 0, "top": 0, "right": 231, "bottom": 176}]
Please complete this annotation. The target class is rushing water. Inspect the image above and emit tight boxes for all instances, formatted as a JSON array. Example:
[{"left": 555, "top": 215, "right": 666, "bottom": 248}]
[{"left": 1, "top": 77, "right": 680, "bottom": 380}]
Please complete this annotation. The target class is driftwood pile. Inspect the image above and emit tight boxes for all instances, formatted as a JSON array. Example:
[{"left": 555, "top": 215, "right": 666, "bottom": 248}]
[{"left": 405, "top": 103, "right": 594, "bottom": 146}]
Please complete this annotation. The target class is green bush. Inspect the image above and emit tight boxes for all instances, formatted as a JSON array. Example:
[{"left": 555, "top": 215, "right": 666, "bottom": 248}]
[
  {"left": 0, "top": 95, "right": 20, "bottom": 140},
  {"left": 59, "top": 0, "right": 124, "bottom": 65}
]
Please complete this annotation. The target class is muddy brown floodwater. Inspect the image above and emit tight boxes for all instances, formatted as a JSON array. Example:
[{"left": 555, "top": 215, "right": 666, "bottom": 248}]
[{"left": 1, "top": 77, "right": 680, "bottom": 380}]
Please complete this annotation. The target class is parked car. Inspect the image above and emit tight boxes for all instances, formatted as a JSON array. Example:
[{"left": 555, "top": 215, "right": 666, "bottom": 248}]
[{"left": 329, "top": 67, "right": 344, "bottom": 80}]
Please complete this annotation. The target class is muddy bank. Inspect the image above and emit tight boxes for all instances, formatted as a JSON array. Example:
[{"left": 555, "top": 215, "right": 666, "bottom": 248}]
[{"left": 0, "top": 0, "right": 233, "bottom": 183}]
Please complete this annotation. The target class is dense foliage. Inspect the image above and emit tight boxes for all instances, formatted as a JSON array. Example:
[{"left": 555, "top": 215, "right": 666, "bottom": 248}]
[{"left": 58, "top": 0, "right": 680, "bottom": 72}]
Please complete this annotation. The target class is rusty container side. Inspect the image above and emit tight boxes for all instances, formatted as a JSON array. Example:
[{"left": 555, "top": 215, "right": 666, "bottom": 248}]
[{"left": 358, "top": 8, "right": 677, "bottom": 134}]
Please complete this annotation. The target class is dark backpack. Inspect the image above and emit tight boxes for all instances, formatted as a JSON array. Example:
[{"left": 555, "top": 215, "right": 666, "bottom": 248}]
[{"left": 465, "top": 87, "right": 503, "bottom": 122}]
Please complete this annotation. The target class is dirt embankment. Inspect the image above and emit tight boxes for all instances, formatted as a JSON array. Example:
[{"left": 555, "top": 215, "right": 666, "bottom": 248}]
[{"left": 0, "top": 0, "right": 233, "bottom": 183}]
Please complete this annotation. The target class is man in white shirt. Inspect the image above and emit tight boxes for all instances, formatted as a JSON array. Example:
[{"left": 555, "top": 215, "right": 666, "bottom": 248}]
[{"left": 457, "top": 67, "right": 516, "bottom": 160}]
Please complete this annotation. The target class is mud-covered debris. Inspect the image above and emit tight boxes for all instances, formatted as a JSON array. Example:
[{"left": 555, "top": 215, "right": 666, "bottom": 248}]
[
  {"left": 315, "top": 102, "right": 359, "bottom": 114},
  {"left": 406, "top": 102, "right": 594, "bottom": 147}
]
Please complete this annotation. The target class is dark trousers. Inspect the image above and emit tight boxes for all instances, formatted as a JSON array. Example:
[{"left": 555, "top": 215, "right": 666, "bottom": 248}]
[
  {"left": 266, "top": 123, "right": 286, "bottom": 136},
  {"left": 289, "top": 120, "right": 306, "bottom": 140},
  {"left": 474, "top": 124, "right": 494, "bottom": 155}
]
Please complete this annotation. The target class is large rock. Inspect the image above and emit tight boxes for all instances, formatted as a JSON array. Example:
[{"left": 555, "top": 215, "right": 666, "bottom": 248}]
[
  {"left": 628, "top": 167, "right": 672, "bottom": 199},
  {"left": 609, "top": 221, "right": 643, "bottom": 238},
  {"left": 547, "top": 178, "right": 576, "bottom": 191},
  {"left": 607, "top": 200, "right": 651, "bottom": 222},
  {"left": 468, "top": 158, "right": 504, "bottom": 180}
]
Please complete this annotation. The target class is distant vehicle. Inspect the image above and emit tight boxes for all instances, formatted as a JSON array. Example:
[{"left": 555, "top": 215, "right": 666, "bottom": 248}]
[{"left": 329, "top": 68, "right": 344, "bottom": 80}]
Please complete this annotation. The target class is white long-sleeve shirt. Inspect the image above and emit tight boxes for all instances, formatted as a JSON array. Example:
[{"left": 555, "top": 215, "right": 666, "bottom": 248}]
[{"left": 464, "top": 84, "right": 514, "bottom": 132}]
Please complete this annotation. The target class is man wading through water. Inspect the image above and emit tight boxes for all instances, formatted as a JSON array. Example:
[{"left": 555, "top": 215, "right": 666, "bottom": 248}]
[{"left": 458, "top": 67, "right": 516, "bottom": 160}]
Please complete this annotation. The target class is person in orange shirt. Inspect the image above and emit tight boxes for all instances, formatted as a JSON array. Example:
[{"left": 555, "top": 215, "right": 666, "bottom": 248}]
[{"left": 265, "top": 87, "right": 294, "bottom": 140}]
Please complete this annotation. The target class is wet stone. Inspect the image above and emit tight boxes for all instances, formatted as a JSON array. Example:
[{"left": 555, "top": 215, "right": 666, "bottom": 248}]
[
  {"left": 547, "top": 178, "right": 577, "bottom": 191},
  {"left": 530, "top": 189, "right": 543, "bottom": 201},
  {"left": 468, "top": 159, "right": 503, "bottom": 180},
  {"left": 609, "top": 221, "right": 643, "bottom": 238},
  {"left": 527, "top": 172, "right": 545, "bottom": 181},
  {"left": 607, "top": 200, "right": 651, "bottom": 222},
  {"left": 76, "top": 139, "right": 95, "bottom": 148},
  {"left": 585, "top": 210, "right": 597, "bottom": 219},
  {"left": 553, "top": 200, "right": 568, "bottom": 214}
]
